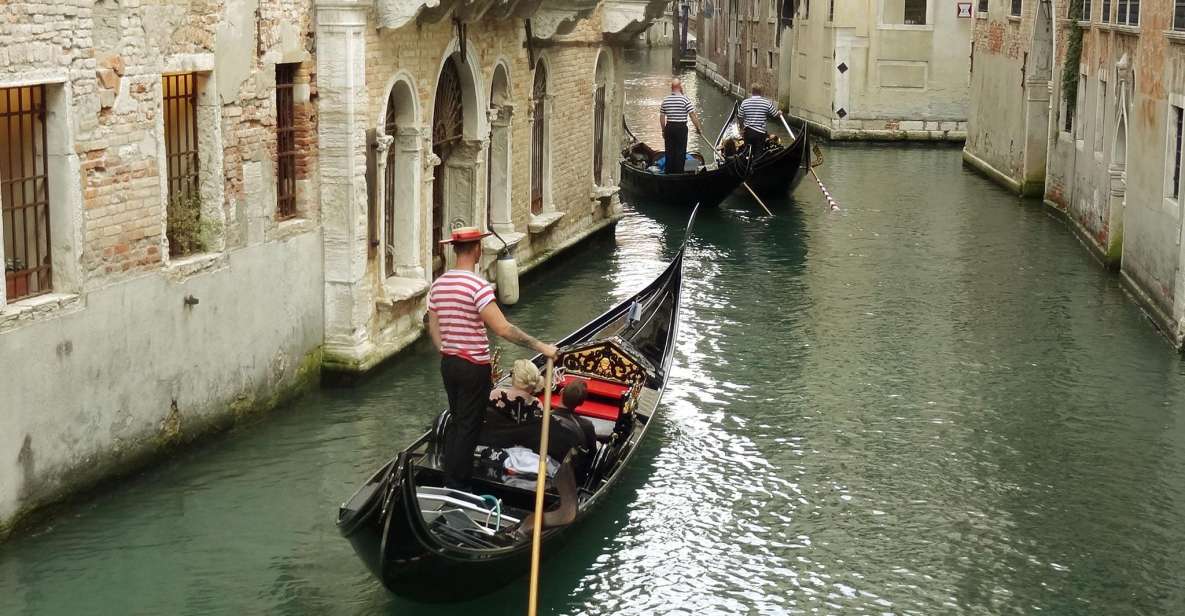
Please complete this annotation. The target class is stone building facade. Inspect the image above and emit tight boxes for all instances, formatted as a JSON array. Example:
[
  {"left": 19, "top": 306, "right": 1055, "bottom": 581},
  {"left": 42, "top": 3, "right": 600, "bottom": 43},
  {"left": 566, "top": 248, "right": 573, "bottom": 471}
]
[
  {"left": 964, "top": 0, "right": 1185, "bottom": 348},
  {"left": 773, "top": 0, "right": 972, "bottom": 140},
  {"left": 0, "top": 0, "right": 662, "bottom": 535},
  {"left": 696, "top": 0, "right": 784, "bottom": 98}
]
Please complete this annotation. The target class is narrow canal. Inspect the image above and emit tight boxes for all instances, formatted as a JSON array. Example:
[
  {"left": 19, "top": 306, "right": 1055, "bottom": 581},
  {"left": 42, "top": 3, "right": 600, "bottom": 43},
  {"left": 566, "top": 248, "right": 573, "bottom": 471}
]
[{"left": 5, "top": 49, "right": 1185, "bottom": 615}]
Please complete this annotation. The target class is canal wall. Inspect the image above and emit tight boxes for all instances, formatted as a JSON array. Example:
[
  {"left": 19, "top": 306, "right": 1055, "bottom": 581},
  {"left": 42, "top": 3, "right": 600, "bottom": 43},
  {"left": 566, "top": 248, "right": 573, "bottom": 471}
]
[
  {"left": 0, "top": 233, "right": 325, "bottom": 539},
  {"left": 964, "top": 0, "right": 1185, "bottom": 349}
]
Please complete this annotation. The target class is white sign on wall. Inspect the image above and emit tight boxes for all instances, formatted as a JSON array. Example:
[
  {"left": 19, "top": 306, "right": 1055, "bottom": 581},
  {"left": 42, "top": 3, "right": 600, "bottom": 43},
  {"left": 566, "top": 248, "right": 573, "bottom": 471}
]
[{"left": 956, "top": 2, "right": 973, "bottom": 17}]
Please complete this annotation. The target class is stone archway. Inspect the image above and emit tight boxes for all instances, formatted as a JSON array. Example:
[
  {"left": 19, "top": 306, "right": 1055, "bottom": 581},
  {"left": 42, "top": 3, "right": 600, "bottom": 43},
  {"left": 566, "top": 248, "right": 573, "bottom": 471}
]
[
  {"left": 430, "top": 53, "right": 485, "bottom": 278},
  {"left": 376, "top": 77, "right": 423, "bottom": 280},
  {"left": 487, "top": 63, "right": 513, "bottom": 235},
  {"left": 1022, "top": 0, "right": 1054, "bottom": 195},
  {"left": 1106, "top": 55, "right": 1132, "bottom": 261}
]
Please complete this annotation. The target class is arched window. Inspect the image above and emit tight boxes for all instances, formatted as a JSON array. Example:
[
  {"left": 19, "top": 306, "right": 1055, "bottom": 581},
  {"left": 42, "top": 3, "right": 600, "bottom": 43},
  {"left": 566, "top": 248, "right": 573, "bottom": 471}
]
[
  {"left": 531, "top": 61, "right": 548, "bottom": 215},
  {"left": 593, "top": 52, "right": 609, "bottom": 185},
  {"left": 383, "top": 88, "right": 399, "bottom": 277},
  {"left": 432, "top": 59, "right": 465, "bottom": 277}
]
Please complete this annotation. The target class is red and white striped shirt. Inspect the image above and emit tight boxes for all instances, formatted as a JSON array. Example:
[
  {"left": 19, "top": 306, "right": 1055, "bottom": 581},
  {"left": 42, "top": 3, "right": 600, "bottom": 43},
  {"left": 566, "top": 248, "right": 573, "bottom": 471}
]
[{"left": 428, "top": 269, "right": 497, "bottom": 364}]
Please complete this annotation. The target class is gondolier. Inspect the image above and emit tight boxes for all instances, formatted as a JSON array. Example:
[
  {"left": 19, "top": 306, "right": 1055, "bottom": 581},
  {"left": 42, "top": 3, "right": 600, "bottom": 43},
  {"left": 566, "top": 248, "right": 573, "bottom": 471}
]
[
  {"left": 739, "top": 84, "right": 782, "bottom": 149},
  {"left": 427, "top": 227, "right": 558, "bottom": 490},
  {"left": 659, "top": 78, "right": 704, "bottom": 174}
]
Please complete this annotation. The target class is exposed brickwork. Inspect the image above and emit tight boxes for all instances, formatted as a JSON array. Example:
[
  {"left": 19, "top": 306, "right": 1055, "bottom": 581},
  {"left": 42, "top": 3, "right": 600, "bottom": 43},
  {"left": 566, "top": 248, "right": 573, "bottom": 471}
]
[{"left": 0, "top": 0, "right": 319, "bottom": 293}]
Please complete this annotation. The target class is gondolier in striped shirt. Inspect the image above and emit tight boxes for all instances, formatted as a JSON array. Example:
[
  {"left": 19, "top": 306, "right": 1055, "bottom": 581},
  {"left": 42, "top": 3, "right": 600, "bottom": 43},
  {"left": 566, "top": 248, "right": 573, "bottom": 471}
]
[
  {"left": 427, "top": 227, "right": 558, "bottom": 490},
  {"left": 659, "top": 78, "right": 704, "bottom": 174},
  {"left": 739, "top": 84, "right": 782, "bottom": 150}
]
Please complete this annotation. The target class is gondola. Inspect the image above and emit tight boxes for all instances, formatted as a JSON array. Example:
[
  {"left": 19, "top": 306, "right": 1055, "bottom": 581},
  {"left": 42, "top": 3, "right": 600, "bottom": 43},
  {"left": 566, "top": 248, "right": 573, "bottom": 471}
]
[
  {"left": 336, "top": 210, "right": 693, "bottom": 602},
  {"left": 619, "top": 105, "right": 810, "bottom": 207}
]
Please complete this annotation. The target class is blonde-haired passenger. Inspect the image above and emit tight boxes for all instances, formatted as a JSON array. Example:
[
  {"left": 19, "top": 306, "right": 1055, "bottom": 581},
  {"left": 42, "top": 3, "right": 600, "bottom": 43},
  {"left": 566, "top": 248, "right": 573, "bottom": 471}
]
[{"left": 488, "top": 359, "right": 544, "bottom": 424}]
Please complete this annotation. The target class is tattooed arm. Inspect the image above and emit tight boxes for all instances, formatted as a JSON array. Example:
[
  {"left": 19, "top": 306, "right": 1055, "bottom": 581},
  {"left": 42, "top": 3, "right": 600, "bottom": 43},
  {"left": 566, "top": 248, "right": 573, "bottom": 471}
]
[{"left": 480, "top": 303, "right": 558, "bottom": 359}]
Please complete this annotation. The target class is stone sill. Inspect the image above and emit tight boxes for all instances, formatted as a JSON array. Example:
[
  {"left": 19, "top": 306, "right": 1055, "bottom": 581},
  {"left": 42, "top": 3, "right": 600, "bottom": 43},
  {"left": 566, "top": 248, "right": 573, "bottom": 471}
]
[
  {"left": 0, "top": 292, "right": 83, "bottom": 333},
  {"left": 1076, "top": 20, "right": 1091, "bottom": 28},
  {"left": 876, "top": 23, "right": 934, "bottom": 31},
  {"left": 1009, "top": 15, "right": 1021, "bottom": 22},
  {"left": 484, "top": 231, "right": 526, "bottom": 253},
  {"left": 976, "top": 11, "right": 987, "bottom": 18},
  {"left": 1165, "top": 30, "right": 1185, "bottom": 43},
  {"left": 528, "top": 211, "right": 565, "bottom": 234},
  {"left": 382, "top": 276, "right": 429, "bottom": 305},
  {"left": 1111, "top": 24, "right": 1140, "bottom": 34},
  {"left": 274, "top": 217, "right": 317, "bottom": 241},
  {"left": 164, "top": 252, "right": 227, "bottom": 280},
  {"left": 591, "top": 184, "right": 620, "bottom": 201}
]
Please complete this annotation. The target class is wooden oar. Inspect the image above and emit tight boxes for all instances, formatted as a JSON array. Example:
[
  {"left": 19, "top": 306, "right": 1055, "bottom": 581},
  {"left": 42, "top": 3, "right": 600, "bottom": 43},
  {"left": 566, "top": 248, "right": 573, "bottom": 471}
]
[
  {"left": 526, "top": 357, "right": 555, "bottom": 616},
  {"left": 698, "top": 131, "right": 772, "bottom": 216},
  {"left": 779, "top": 115, "right": 840, "bottom": 211},
  {"left": 740, "top": 181, "right": 774, "bottom": 216}
]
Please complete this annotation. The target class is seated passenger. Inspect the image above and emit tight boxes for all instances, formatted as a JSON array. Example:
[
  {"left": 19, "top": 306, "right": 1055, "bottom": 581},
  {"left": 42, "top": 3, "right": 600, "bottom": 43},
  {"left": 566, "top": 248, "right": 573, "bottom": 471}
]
[
  {"left": 503, "top": 382, "right": 600, "bottom": 539},
  {"left": 488, "top": 359, "right": 543, "bottom": 425}
]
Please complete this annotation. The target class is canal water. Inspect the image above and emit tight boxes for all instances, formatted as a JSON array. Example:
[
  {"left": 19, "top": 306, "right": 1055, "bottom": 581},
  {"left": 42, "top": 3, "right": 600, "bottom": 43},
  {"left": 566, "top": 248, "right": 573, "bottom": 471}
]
[{"left": 4, "top": 49, "right": 1185, "bottom": 615}]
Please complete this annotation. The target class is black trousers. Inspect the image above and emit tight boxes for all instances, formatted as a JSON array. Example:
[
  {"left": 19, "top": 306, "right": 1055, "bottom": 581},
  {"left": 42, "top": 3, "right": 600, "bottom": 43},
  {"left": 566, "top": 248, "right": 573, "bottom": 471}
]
[
  {"left": 441, "top": 354, "right": 492, "bottom": 488},
  {"left": 743, "top": 127, "right": 768, "bottom": 150},
  {"left": 663, "top": 122, "right": 689, "bottom": 174}
]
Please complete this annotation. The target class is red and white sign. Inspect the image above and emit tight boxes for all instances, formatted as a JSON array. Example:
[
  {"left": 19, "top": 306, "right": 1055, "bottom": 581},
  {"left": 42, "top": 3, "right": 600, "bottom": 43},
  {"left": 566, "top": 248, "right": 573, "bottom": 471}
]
[{"left": 957, "top": 2, "right": 973, "bottom": 17}]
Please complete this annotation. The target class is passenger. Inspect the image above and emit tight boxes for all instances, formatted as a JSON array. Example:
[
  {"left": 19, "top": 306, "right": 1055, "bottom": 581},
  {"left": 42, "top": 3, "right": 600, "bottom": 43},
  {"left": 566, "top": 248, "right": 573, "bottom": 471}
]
[
  {"left": 488, "top": 359, "right": 544, "bottom": 425},
  {"left": 495, "top": 382, "right": 600, "bottom": 537}
]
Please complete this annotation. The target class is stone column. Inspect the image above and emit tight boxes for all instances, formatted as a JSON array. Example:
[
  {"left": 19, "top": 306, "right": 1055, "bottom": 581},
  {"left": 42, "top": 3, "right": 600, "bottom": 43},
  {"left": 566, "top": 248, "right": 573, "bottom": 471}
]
[
  {"left": 316, "top": 0, "right": 374, "bottom": 371},
  {"left": 394, "top": 126, "right": 426, "bottom": 280},
  {"left": 372, "top": 133, "right": 394, "bottom": 278},
  {"left": 487, "top": 104, "right": 515, "bottom": 236}
]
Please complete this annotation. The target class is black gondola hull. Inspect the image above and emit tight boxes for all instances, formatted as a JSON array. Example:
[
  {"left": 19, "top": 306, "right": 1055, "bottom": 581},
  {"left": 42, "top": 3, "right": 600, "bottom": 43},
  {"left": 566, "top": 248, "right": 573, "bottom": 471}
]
[
  {"left": 619, "top": 159, "right": 741, "bottom": 208},
  {"left": 745, "top": 123, "right": 810, "bottom": 199}
]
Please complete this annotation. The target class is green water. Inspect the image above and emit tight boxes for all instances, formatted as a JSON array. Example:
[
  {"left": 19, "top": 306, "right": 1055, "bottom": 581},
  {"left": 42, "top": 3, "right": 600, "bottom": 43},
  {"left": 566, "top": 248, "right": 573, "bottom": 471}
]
[{"left": 3, "top": 49, "right": 1185, "bottom": 615}]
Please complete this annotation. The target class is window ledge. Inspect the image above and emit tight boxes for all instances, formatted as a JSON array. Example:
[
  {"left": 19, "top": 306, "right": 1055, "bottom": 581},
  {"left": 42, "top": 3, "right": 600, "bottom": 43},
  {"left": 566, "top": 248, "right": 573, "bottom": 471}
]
[
  {"left": 1163, "top": 197, "right": 1181, "bottom": 219},
  {"left": 274, "top": 217, "right": 316, "bottom": 241},
  {"left": 164, "top": 252, "right": 227, "bottom": 280},
  {"left": 876, "top": 23, "right": 934, "bottom": 31},
  {"left": 1112, "top": 24, "right": 1140, "bottom": 34},
  {"left": 1076, "top": 20, "right": 1091, "bottom": 28},
  {"left": 1165, "top": 30, "right": 1185, "bottom": 43},
  {"left": 976, "top": 11, "right": 987, "bottom": 18},
  {"left": 382, "top": 276, "right": 429, "bottom": 305},
  {"left": 1008, "top": 15, "right": 1021, "bottom": 22},
  {"left": 484, "top": 231, "right": 526, "bottom": 254},
  {"left": 528, "top": 211, "right": 565, "bottom": 234},
  {"left": 0, "top": 292, "right": 82, "bottom": 333},
  {"left": 591, "top": 184, "right": 621, "bottom": 201}
]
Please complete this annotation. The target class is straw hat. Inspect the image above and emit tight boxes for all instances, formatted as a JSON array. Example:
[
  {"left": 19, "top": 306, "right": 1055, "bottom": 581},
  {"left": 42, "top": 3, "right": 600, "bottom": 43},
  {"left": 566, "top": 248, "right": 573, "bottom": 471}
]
[{"left": 440, "top": 226, "right": 492, "bottom": 245}]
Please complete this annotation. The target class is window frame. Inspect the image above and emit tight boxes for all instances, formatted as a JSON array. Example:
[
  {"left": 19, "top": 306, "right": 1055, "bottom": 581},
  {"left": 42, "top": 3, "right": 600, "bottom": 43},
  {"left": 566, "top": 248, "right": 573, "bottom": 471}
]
[
  {"left": 1, "top": 84, "right": 53, "bottom": 301},
  {"left": 1165, "top": 103, "right": 1184, "bottom": 201},
  {"left": 1011, "top": 0, "right": 1022, "bottom": 17},
  {"left": 275, "top": 63, "right": 299, "bottom": 221}
]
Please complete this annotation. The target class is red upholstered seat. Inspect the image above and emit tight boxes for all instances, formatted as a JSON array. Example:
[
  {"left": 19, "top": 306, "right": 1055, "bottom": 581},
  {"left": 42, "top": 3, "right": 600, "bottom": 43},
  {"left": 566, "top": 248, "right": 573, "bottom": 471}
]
[{"left": 550, "top": 375, "right": 628, "bottom": 422}]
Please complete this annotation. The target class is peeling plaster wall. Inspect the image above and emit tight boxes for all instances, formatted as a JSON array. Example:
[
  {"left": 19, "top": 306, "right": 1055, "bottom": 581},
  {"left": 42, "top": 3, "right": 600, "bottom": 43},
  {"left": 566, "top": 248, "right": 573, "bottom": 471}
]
[
  {"left": 0, "top": 233, "right": 324, "bottom": 533},
  {"left": 0, "top": 0, "right": 326, "bottom": 533}
]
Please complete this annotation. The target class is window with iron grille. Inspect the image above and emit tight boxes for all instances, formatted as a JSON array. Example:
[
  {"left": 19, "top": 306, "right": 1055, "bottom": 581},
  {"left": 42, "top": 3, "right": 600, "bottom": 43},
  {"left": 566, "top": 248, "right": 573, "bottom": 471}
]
[
  {"left": 276, "top": 63, "right": 298, "bottom": 220},
  {"left": 592, "top": 83, "right": 606, "bottom": 184},
  {"left": 1171, "top": 106, "right": 1183, "bottom": 199},
  {"left": 1011, "top": 0, "right": 1022, "bottom": 16},
  {"left": 384, "top": 88, "right": 399, "bottom": 278},
  {"left": 1102, "top": 0, "right": 1110, "bottom": 21},
  {"left": 829, "top": 0, "right": 835, "bottom": 19},
  {"left": 1175, "top": 0, "right": 1185, "bottom": 28},
  {"left": 1080, "top": 0, "right": 1091, "bottom": 20},
  {"left": 883, "top": 0, "right": 927, "bottom": 24},
  {"left": 163, "top": 73, "right": 201, "bottom": 257},
  {"left": 1116, "top": 0, "right": 1137, "bottom": 24},
  {"left": 1, "top": 85, "right": 52, "bottom": 301},
  {"left": 977, "top": 0, "right": 987, "bottom": 12}
]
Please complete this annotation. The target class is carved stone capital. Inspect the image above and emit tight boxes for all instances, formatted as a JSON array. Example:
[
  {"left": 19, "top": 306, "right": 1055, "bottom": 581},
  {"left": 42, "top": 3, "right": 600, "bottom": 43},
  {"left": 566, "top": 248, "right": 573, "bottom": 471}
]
[
  {"left": 373, "top": 133, "right": 395, "bottom": 155},
  {"left": 423, "top": 152, "right": 442, "bottom": 169}
]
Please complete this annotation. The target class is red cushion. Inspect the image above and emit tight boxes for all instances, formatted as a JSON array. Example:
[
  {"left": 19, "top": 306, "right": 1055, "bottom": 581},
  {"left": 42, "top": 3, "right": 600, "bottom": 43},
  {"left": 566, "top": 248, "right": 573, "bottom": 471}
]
[
  {"left": 571, "top": 398, "right": 620, "bottom": 421},
  {"left": 557, "top": 375, "right": 629, "bottom": 401}
]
